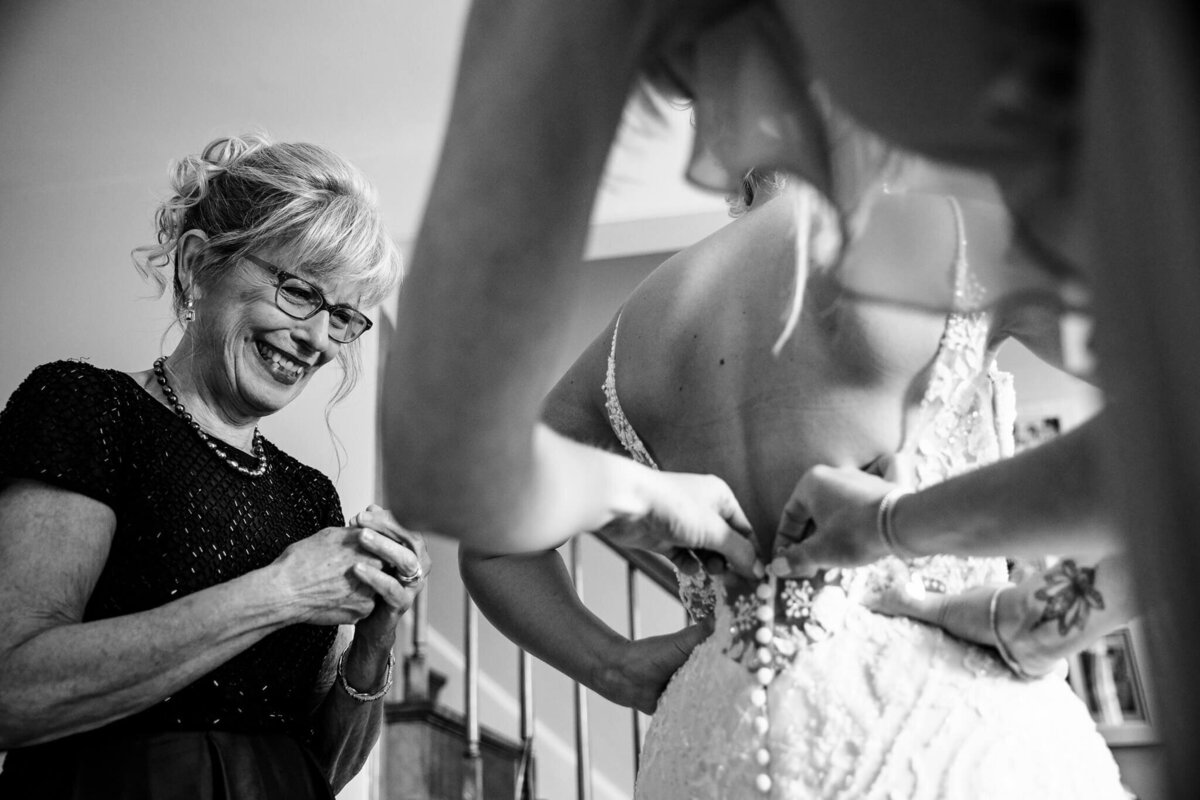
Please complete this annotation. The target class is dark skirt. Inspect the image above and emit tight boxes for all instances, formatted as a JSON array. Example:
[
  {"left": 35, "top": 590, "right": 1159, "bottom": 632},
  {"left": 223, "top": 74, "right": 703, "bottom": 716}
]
[{"left": 0, "top": 730, "right": 335, "bottom": 800}]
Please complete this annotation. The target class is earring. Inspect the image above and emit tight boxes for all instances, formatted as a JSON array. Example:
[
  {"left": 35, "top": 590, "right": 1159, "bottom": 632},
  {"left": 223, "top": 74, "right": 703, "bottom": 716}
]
[{"left": 183, "top": 297, "right": 195, "bottom": 323}]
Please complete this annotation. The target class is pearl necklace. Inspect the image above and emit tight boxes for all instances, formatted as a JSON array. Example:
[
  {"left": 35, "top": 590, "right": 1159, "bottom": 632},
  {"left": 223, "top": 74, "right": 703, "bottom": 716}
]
[{"left": 153, "top": 357, "right": 268, "bottom": 477}]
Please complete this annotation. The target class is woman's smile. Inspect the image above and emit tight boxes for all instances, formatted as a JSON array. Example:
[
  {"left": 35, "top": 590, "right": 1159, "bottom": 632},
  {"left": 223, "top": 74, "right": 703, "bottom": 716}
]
[{"left": 254, "top": 341, "right": 310, "bottom": 385}]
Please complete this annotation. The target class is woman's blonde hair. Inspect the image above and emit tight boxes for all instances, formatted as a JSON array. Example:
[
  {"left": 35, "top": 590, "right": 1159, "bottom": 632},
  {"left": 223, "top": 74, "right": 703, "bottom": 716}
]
[{"left": 132, "top": 133, "right": 402, "bottom": 405}]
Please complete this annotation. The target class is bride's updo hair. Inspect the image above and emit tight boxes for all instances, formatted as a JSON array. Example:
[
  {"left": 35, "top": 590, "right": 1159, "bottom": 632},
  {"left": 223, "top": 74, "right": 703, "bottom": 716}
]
[{"left": 132, "top": 133, "right": 402, "bottom": 401}]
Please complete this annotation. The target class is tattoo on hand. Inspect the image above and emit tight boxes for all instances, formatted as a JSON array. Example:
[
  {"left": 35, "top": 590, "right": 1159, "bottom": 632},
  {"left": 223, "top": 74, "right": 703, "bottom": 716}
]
[{"left": 1032, "top": 559, "right": 1105, "bottom": 636}]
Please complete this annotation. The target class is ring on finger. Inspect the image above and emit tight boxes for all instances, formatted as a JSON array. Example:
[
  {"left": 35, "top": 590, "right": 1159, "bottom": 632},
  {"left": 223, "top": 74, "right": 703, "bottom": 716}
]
[{"left": 396, "top": 565, "right": 429, "bottom": 585}]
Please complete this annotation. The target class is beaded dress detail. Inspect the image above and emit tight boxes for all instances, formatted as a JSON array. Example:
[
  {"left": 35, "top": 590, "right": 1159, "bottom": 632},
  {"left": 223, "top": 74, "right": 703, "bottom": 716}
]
[{"left": 604, "top": 202, "right": 1126, "bottom": 798}]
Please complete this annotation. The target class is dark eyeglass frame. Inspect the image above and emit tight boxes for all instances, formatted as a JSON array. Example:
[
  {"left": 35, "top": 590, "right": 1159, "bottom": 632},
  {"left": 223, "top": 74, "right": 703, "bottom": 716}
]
[{"left": 244, "top": 254, "right": 373, "bottom": 343}]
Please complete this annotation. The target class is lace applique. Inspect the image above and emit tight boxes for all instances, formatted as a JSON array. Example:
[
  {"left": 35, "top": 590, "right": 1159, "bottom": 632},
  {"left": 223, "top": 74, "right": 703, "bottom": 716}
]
[{"left": 678, "top": 569, "right": 719, "bottom": 622}]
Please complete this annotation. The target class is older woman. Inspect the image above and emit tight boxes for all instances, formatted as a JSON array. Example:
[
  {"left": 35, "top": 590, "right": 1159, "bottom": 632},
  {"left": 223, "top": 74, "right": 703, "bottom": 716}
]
[{"left": 0, "top": 134, "right": 427, "bottom": 799}]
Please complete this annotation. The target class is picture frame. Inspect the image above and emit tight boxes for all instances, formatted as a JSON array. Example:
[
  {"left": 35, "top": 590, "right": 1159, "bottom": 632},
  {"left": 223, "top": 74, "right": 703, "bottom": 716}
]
[
  {"left": 1067, "top": 620, "right": 1158, "bottom": 746},
  {"left": 1014, "top": 414, "right": 1062, "bottom": 452}
]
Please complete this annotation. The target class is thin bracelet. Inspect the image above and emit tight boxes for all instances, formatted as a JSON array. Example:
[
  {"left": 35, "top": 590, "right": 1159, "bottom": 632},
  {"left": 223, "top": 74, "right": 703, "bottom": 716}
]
[
  {"left": 989, "top": 587, "right": 1037, "bottom": 681},
  {"left": 876, "top": 487, "right": 917, "bottom": 559},
  {"left": 337, "top": 648, "right": 395, "bottom": 702}
]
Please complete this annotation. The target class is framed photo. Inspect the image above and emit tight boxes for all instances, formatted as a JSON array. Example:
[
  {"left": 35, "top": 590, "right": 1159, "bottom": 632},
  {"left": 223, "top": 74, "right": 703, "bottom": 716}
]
[
  {"left": 1067, "top": 621, "right": 1157, "bottom": 745},
  {"left": 1014, "top": 415, "right": 1061, "bottom": 453}
]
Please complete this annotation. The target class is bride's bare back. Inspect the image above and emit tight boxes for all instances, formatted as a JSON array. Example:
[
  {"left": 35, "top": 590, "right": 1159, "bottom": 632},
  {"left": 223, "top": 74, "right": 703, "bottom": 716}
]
[{"left": 544, "top": 183, "right": 1024, "bottom": 550}]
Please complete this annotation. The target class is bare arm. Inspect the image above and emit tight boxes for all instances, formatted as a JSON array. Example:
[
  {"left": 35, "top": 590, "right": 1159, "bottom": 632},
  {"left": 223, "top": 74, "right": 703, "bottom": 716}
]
[
  {"left": 308, "top": 630, "right": 390, "bottom": 793},
  {"left": 870, "top": 553, "right": 1137, "bottom": 678},
  {"left": 383, "top": 0, "right": 648, "bottom": 546},
  {"left": 460, "top": 546, "right": 708, "bottom": 715},
  {"left": 891, "top": 415, "right": 1116, "bottom": 558},
  {"left": 779, "top": 414, "right": 1119, "bottom": 573},
  {"left": 458, "top": 333, "right": 717, "bottom": 715},
  {"left": 309, "top": 507, "right": 431, "bottom": 793},
  {"left": 382, "top": 0, "right": 732, "bottom": 558},
  {"left": 0, "top": 481, "right": 382, "bottom": 749}
]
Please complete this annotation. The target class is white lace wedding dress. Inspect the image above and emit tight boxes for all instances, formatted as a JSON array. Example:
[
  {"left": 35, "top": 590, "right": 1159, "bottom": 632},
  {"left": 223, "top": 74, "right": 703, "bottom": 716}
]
[{"left": 604, "top": 213, "right": 1127, "bottom": 798}]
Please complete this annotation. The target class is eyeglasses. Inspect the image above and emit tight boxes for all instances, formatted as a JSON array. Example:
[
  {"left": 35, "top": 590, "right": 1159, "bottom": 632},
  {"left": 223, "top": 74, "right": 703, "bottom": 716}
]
[{"left": 244, "top": 254, "right": 373, "bottom": 344}]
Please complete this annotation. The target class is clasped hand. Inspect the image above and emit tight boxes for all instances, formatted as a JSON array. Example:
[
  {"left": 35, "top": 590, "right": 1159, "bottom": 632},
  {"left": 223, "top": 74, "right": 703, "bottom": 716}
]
[{"left": 270, "top": 505, "right": 431, "bottom": 640}]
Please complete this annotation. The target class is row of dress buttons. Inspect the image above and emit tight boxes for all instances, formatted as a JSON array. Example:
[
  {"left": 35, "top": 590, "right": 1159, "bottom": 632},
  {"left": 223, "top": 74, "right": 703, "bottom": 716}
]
[{"left": 746, "top": 557, "right": 793, "bottom": 794}]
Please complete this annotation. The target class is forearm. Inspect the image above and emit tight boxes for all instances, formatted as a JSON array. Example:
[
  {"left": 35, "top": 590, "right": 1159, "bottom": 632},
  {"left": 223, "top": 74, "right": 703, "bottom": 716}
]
[
  {"left": 392, "top": 423, "right": 667, "bottom": 554},
  {"left": 997, "top": 553, "right": 1138, "bottom": 675},
  {"left": 894, "top": 416, "right": 1120, "bottom": 560},
  {"left": 309, "top": 634, "right": 393, "bottom": 793},
  {"left": 459, "top": 546, "right": 627, "bottom": 693},
  {"left": 0, "top": 566, "right": 295, "bottom": 747},
  {"left": 383, "top": 0, "right": 655, "bottom": 548},
  {"left": 874, "top": 554, "right": 1138, "bottom": 679}
]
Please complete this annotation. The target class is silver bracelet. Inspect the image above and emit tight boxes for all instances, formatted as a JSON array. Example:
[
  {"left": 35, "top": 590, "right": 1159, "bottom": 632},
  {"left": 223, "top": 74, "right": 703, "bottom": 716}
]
[
  {"left": 337, "top": 648, "right": 395, "bottom": 702},
  {"left": 876, "top": 487, "right": 917, "bottom": 559},
  {"left": 989, "top": 587, "right": 1037, "bottom": 681}
]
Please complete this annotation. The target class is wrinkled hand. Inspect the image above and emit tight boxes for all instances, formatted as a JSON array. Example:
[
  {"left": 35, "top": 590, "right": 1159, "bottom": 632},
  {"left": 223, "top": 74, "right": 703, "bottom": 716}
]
[
  {"left": 271, "top": 525, "right": 382, "bottom": 626},
  {"left": 348, "top": 504, "right": 432, "bottom": 648},
  {"left": 597, "top": 470, "right": 757, "bottom": 578},
  {"left": 773, "top": 465, "right": 899, "bottom": 577},
  {"left": 595, "top": 620, "right": 714, "bottom": 715}
]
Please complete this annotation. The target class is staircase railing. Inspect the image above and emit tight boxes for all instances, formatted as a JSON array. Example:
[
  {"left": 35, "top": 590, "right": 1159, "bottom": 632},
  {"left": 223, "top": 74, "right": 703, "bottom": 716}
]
[{"left": 388, "top": 533, "right": 682, "bottom": 800}]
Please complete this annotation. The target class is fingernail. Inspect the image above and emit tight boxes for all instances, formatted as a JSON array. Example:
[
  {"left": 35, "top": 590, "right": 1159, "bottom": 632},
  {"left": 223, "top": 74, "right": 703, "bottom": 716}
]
[{"left": 361, "top": 530, "right": 375, "bottom": 544}]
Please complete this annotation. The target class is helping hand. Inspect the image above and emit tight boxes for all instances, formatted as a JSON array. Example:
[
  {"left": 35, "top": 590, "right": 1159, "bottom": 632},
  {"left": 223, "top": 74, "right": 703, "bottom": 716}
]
[
  {"left": 597, "top": 470, "right": 758, "bottom": 578},
  {"left": 773, "top": 465, "right": 900, "bottom": 577}
]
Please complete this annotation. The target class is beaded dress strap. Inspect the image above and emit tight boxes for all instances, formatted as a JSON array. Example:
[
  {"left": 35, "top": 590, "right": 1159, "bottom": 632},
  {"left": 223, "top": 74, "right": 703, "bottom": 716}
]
[
  {"left": 892, "top": 194, "right": 984, "bottom": 462},
  {"left": 602, "top": 313, "right": 659, "bottom": 469},
  {"left": 947, "top": 195, "right": 985, "bottom": 311}
]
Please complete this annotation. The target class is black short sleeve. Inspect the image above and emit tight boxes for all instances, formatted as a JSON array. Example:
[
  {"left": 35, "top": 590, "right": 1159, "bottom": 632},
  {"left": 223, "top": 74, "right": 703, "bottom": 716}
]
[{"left": 0, "top": 360, "right": 125, "bottom": 506}]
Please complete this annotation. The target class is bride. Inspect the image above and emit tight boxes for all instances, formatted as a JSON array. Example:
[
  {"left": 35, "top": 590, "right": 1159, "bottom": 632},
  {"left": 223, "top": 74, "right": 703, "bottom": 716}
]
[{"left": 460, "top": 153, "right": 1129, "bottom": 797}]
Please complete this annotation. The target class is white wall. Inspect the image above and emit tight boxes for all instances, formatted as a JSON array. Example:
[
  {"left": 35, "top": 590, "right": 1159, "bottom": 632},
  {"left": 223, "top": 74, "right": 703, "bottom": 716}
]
[{"left": 996, "top": 340, "right": 1103, "bottom": 431}]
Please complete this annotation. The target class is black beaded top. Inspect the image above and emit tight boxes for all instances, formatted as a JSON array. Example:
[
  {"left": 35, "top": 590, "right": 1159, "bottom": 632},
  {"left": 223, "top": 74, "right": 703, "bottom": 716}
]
[{"left": 0, "top": 360, "right": 341, "bottom": 739}]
